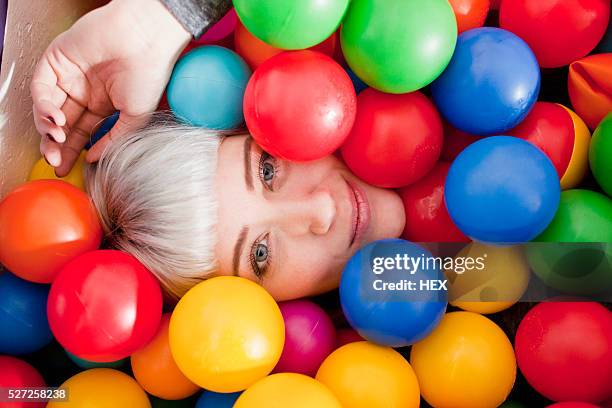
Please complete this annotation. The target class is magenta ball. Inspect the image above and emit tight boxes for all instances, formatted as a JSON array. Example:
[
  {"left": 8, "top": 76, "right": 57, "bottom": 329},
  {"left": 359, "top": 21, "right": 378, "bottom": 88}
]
[
  {"left": 273, "top": 300, "right": 336, "bottom": 376},
  {"left": 195, "top": 8, "right": 237, "bottom": 43}
]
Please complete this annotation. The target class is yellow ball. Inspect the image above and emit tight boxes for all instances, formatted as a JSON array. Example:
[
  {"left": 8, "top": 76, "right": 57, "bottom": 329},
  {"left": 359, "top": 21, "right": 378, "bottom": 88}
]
[
  {"left": 47, "top": 368, "right": 150, "bottom": 408},
  {"left": 234, "top": 373, "right": 342, "bottom": 408},
  {"left": 410, "top": 312, "right": 516, "bottom": 408},
  {"left": 316, "top": 341, "right": 420, "bottom": 408},
  {"left": 169, "top": 276, "right": 284, "bottom": 393},
  {"left": 559, "top": 105, "right": 591, "bottom": 190},
  {"left": 28, "top": 151, "right": 87, "bottom": 191},
  {"left": 447, "top": 242, "right": 530, "bottom": 314}
]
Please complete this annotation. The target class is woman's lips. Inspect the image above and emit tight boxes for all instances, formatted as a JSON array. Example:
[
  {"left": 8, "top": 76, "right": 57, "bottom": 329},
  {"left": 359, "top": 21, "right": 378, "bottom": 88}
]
[{"left": 347, "top": 179, "right": 371, "bottom": 249}]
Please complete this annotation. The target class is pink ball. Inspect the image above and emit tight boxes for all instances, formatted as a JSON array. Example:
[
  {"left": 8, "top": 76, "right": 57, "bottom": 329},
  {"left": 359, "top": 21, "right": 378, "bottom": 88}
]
[
  {"left": 273, "top": 300, "right": 336, "bottom": 377},
  {"left": 194, "top": 8, "right": 237, "bottom": 43}
]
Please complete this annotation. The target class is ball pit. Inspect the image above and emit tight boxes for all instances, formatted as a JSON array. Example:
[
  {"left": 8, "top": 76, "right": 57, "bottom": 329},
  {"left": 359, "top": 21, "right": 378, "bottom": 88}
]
[
  {"left": 445, "top": 136, "right": 561, "bottom": 243},
  {"left": 46, "top": 369, "right": 151, "bottom": 408},
  {"left": 234, "top": 373, "right": 341, "bottom": 408},
  {"left": 233, "top": 0, "right": 348, "bottom": 50},
  {"left": 568, "top": 53, "right": 612, "bottom": 130},
  {"left": 28, "top": 150, "right": 86, "bottom": 190},
  {"left": 0, "top": 356, "right": 46, "bottom": 408},
  {"left": 243, "top": 50, "right": 356, "bottom": 161},
  {"left": 341, "top": 0, "right": 456, "bottom": 93},
  {"left": 167, "top": 46, "right": 251, "bottom": 129},
  {"left": 273, "top": 300, "right": 336, "bottom": 377},
  {"left": 0, "top": 180, "right": 102, "bottom": 283},
  {"left": 410, "top": 312, "right": 517, "bottom": 408},
  {"left": 316, "top": 341, "right": 420, "bottom": 408},
  {"left": 515, "top": 302, "right": 612, "bottom": 403},
  {"left": 499, "top": 0, "right": 610, "bottom": 68},
  {"left": 47, "top": 250, "right": 163, "bottom": 362},
  {"left": 507, "top": 102, "right": 591, "bottom": 190},
  {"left": 131, "top": 314, "right": 199, "bottom": 400},
  {"left": 0, "top": 272, "right": 52, "bottom": 355},
  {"left": 340, "top": 88, "right": 443, "bottom": 188},
  {"left": 169, "top": 276, "right": 284, "bottom": 393},
  {"left": 590, "top": 113, "right": 612, "bottom": 196},
  {"left": 432, "top": 27, "right": 540, "bottom": 136}
]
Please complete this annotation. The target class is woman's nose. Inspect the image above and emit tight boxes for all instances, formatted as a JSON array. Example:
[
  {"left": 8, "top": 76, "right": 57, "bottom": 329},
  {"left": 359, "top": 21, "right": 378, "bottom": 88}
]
[{"left": 277, "top": 189, "right": 336, "bottom": 236}]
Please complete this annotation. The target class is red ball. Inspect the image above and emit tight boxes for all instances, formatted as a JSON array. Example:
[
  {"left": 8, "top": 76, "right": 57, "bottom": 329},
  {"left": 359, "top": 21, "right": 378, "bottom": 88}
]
[
  {"left": 568, "top": 53, "right": 612, "bottom": 130},
  {"left": 0, "top": 180, "right": 102, "bottom": 283},
  {"left": 448, "top": 0, "right": 491, "bottom": 34},
  {"left": 47, "top": 250, "right": 163, "bottom": 362},
  {"left": 0, "top": 356, "right": 45, "bottom": 408},
  {"left": 335, "top": 328, "right": 364, "bottom": 349},
  {"left": 243, "top": 50, "right": 356, "bottom": 161},
  {"left": 515, "top": 302, "right": 612, "bottom": 404},
  {"left": 398, "top": 162, "right": 468, "bottom": 243},
  {"left": 547, "top": 403, "right": 601, "bottom": 408},
  {"left": 500, "top": 0, "right": 610, "bottom": 68},
  {"left": 441, "top": 123, "right": 482, "bottom": 162},
  {"left": 341, "top": 89, "right": 443, "bottom": 188}
]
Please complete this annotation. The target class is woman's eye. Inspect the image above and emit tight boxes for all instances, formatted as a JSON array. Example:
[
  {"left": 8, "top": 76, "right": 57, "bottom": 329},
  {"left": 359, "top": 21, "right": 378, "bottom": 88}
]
[
  {"left": 250, "top": 236, "right": 270, "bottom": 278},
  {"left": 262, "top": 161, "right": 275, "bottom": 182},
  {"left": 258, "top": 152, "right": 277, "bottom": 190}
]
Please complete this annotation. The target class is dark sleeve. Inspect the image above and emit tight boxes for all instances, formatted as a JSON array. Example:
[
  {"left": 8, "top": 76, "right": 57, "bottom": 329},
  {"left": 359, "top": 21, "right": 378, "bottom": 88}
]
[{"left": 159, "top": 0, "right": 232, "bottom": 39}]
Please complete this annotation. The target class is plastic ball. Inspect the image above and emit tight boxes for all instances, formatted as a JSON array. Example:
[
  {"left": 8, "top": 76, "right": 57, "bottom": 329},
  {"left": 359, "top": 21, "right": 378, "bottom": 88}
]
[
  {"left": 445, "top": 136, "right": 560, "bottom": 243},
  {"left": 167, "top": 46, "right": 251, "bottom": 129},
  {"left": 448, "top": 0, "right": 490, "bottom": 33},
  {"left": 233, "top": 0, "right": 348, "bottom": 50},
  {"left": 340, "top": 89, "right": 443, "bottom": 188},
  {"left": 29, "top": 151, "right": 86, "bottom": 190},
  {"left": 169, "top": 276, "right": 284, "bottom": 393},
  {"left": 441, "top": 123, "right": 482, "bottom": 161},
  {"left": 340, "top": 239, "right": 447, "bottom": 347},
  {"left": 234, "top": 373, "right": 341, "bottom": 408},
  {"left": 196, "top": 391, "right": 241, "bottom": 408},
  {"left": 399, "top": 162, "right": 468, "bottom": 242},
  {"left": 341, "top": 0, "right": 456, "bottom": 93},
  {"left": 47, "top": 250, "right": 163, "bottom": 362},
  {"left": 131, "top": 314, "right": 199, "bottom": 400},
  {"left": 499, "top": 0, "right": 610, "bottom": 68},
  {"left": 243, "top": 50, "right": 356, "bottom": 161},
  {"left": 195, "top": 8, "right": 237, "bottom": 43},
  {"left": 0, "top": 356, "right": 46, "bottom": 408},
  {"left": 0, "top": 180, "right": 102, "bottom": 283},
  {"left": 410, "top": 311, "right": 516, "bottom": 408},
  {"left": 316, "top": 341, "right": 420, "bottom": 408},
  {"left": 447, "top": 242, "right": 530, "bottom": 314},
  {"left": 507, "top": 102, "right": 591, "bottom": 189},
  {"left": 47, "top": 369, "right": 151, "bottom": 408},
  {"left": 66, "top": 351, "right": 127, "bottom": 370},
  {"left": 0, "top": 273, "right": 52, "bottom": 355},
  {"left": 515, "top": 302, "right": 612, "bottom": 403},
  {"left": 85, "top": 112, "right": 119, "bottom": 150},
  {"left": 528, "top": 190, "right": 612, "bottom": 295},
  {"left": 273, "top": 300, "right": 336, "bottom": 377},
  {"left": 234, "top": 21, "right": 337, "bottom": 69},
  {"left": 432, "top": 27, "right": 540, "bottom": 136},
  {"left": 335, "top": 328, "right": 364, "bottom": 348},
  {"left": 590, "top": 113, "right": 612, "bottom": 196},
  {"left": 568, "top": 53, "right": 612, "bottom": 130},
  {"left": 547, "top": 403, "right": 601, "bottom": 408}
]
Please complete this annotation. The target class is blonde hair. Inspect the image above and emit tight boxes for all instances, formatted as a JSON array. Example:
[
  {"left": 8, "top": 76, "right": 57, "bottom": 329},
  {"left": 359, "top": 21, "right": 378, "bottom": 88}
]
[{"left": 85, "top": 115, "right": 240, "bottom": 301}]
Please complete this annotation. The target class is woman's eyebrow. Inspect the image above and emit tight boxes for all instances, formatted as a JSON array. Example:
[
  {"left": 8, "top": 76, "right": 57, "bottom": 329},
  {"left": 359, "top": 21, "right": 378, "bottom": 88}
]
[
  {"left": 232, "top": 225, "right": 249, "bottom": 275},
  {"left": 244, "top": 136, "right": 254, "bottom": 191}
]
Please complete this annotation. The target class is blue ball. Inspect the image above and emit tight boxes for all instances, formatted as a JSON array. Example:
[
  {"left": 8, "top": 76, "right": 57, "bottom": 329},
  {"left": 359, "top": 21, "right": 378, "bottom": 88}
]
[
  {"left": 196, "top": 390, "right": 241, "bottom": 408},
  {"left": 431, "top": 27, "right": 540, "bottom": 136},
  {"left": 0, "top": 272, "right": 53, "bottom": 355},
  {"left": 85, "top": 112, "right": 119, "bottom": 150},
  {"left": 340, "top": 239, "right": 447, "bottom": 347},
  {"left": 167, "top": 46, "right": 251, "bottom": 129},
  {"left": 445, "top": 136, "right": 560, "bottom": 243}
]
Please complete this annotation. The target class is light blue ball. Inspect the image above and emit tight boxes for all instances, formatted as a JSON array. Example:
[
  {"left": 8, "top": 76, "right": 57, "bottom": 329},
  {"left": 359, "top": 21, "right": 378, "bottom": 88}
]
[
  {"left": 167, "top": 46, "right": 251, "bottom": 129},
  {"left": 195, "top": 390, "right": 241, "bottom": 408},
  {"left": 432, "top": 27, "right": 540, "bottom": 136},
  {"left": 445, "top": 136, "right": 560, "bottom": 243},
  {"left": 340, "top": 239, "right": 447, "bottom": 347}
]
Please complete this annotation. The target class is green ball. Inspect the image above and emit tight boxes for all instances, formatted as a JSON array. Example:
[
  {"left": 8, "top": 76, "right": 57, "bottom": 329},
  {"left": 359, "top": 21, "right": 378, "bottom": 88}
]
[
  {"left": 590, "top": 112, "right": 612, "bottom": 197},
  {"left": 340, "top": 0, "right": 457, "bottom": 93},
  {"left": 65, "top": 350, "right": 127, "bottom": 370},
  {"left": 233, "top": 0, "right": 349, "bottom": 50},
  {"left": 528, "top": 190, "right": 612, "bottom": 295}
]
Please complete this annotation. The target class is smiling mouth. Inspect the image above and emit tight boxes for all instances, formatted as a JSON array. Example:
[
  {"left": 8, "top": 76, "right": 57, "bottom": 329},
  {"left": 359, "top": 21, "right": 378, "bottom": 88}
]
[{"left": 347, "top": 179, "right": 371, "bottom": 248}]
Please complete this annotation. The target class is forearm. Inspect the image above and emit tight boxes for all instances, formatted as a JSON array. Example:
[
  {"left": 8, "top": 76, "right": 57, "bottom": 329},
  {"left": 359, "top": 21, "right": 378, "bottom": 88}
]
[{"left": 159, "top": 0, "right": 232, "bottom": 38}]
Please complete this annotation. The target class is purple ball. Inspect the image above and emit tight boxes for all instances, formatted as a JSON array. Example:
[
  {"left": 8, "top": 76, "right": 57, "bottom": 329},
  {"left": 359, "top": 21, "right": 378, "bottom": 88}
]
[{"left": 273, "top": 300, "right": 336, "bottom": 376}]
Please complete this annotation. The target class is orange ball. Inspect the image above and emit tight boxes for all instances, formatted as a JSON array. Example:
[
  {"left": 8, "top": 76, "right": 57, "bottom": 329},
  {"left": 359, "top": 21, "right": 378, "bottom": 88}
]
[
  {"left": 234, "top": 21, "right": 337, "bottom": 69},
  {"left": 131, "top": 314, "right": 200, "bottom": 400},
  {"left": 568, "top": 53, "right": 612, "bottom": 130},
  {"left": 0, "top": 180, "right": 102, "bottom": 283},
  {"left": 448, "top": 0, "right": 490, "bottom": 33}
]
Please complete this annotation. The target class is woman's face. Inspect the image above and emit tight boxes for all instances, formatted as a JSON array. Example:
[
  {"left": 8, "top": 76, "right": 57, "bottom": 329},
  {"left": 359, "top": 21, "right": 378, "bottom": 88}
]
[{"left": 215, "top": 135, "right": 405, "bottom": 301}]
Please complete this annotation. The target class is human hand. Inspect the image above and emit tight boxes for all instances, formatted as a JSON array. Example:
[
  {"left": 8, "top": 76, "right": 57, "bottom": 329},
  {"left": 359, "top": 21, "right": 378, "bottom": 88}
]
[{"left": 31, "top": 0, "right": 190, "bottom": 176}]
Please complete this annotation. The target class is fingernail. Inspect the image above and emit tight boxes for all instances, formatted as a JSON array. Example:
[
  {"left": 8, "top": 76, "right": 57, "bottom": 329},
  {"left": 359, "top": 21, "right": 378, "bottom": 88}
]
[
  {"left": 46, "top": 133, "right": 57, "bottom": 143},
  {"left": 47, "top": 116, "right": 56, "bottom": 125}
]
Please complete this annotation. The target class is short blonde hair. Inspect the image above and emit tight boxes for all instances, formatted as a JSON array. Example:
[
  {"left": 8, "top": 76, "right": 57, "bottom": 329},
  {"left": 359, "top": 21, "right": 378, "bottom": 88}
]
[{"left": 85, "top": 115, "right": 239, "bottom": 301}]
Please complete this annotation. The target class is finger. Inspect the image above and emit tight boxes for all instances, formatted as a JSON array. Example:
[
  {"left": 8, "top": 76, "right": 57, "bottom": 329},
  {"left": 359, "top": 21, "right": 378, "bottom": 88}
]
[
  {"left": 33, "top": 104, "right": 66, "bottom": 143},
  {"left": 55, "top": 111, "right": 104, "bottom": 177},
  {"left": 60, "top": 96, "right": 86, "bottom": 136},
  {"left": 40, "top": 134, "right": 63, "bottom": 168},
  {"left": 30, "top": 57, "right": 67, "bottom": 126},
  {"left": 86, "top": 113, "right": 148, "bottom": 163}
]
